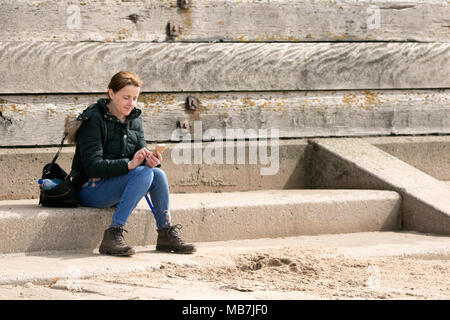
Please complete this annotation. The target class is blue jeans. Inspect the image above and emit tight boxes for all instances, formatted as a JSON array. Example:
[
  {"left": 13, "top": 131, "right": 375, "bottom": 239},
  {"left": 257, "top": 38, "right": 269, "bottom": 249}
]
[{"left": 77, "top": 166, "right": 171, "bottom": 229}]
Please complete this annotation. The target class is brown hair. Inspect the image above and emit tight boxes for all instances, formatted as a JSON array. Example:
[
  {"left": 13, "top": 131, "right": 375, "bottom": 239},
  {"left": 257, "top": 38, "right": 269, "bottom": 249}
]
[{"left": 107, "top": 71, "right": 142, "bottom": 95}]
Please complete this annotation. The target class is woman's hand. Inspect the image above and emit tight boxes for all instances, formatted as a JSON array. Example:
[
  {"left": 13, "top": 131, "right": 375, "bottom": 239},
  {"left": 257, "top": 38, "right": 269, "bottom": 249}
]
[
  {"left": 128, "top": 147, "right": 152, "bottom": 170},
  {"left": 145, "top": 151, "right": 162, "bottom": 168}
]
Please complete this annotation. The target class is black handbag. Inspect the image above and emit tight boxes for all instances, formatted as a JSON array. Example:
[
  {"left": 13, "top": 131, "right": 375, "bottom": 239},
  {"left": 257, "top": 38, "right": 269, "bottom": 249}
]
[{"left": 38, "top": 134, "right": 79, "bottom": 207}]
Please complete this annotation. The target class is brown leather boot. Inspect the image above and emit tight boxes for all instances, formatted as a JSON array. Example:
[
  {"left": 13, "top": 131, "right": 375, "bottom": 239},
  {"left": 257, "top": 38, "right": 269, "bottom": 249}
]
[
  {"left": 156, "top": 224, "right": 196, "bottom": 254},
  {"left": 99, "top": 227, "right": 135, "bottom": 256}
]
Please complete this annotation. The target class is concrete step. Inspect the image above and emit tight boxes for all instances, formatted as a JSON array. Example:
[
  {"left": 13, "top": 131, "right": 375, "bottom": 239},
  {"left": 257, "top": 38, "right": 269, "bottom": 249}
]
[
  {"left": 0, "top": 189, "right": 401, "bottom": 254},
  {"left": 367, "top": 136, "right": 450, "bottom": 181},
  {"left": 2, "top": 136, "right": 450, "bottom": 201},
  {"left": 0, "top": 140, "right": 308, "bottom": 200},
  {"left": 309, "top": 138, "right": 450, "bottom": 235}
]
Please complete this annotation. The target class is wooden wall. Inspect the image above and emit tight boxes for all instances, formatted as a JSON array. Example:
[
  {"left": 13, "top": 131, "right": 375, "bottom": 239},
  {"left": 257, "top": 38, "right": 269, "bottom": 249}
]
[{"left": 0, "top": 0, "right": 449, "bottom": 146}]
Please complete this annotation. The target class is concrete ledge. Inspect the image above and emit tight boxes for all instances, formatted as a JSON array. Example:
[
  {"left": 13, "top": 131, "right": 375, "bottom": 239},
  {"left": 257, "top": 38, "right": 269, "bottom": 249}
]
[
  {"left": 0, "top": 189, "right": 401, "bottom": 254},
  {"left": 3, "top": 136, "right": 450, "bottom": 201},
  {"left": 365, "top": 135, "right": 450, "bottom": 181},
  {"left": 0, "top": 140, "right": 307, "bottom": 200},
  {"left": 307, "top": 138, "right": 450, "bottom": 235}
]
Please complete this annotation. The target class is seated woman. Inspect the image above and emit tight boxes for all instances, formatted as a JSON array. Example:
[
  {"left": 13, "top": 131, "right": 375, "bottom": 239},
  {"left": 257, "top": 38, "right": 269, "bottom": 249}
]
[{"left": 69, "top": 71, "right": 195, "bottom": 256}]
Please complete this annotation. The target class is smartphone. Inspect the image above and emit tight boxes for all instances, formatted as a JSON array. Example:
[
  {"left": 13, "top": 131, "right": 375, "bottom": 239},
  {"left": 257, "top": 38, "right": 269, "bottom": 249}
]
[{"left": 153, "top": 144, "right": 166, "bottom": 155}]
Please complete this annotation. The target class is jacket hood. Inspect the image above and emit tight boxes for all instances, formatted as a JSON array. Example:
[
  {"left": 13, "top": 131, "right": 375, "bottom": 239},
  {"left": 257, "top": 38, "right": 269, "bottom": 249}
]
[
  {"left": 77, "top": 98, "right": 142, "bottom": 121},
  {"left": 96, "top": 98, "right": 141, "bottom": 119},
  {"left": 65, "top": 98, "right": 142, "bottom": 144}
]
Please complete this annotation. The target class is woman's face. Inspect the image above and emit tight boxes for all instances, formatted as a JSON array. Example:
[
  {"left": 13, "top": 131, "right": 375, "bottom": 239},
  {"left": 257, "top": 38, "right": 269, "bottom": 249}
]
[{"left": 108, "top": 85, "right": 140, "bottom": 117}]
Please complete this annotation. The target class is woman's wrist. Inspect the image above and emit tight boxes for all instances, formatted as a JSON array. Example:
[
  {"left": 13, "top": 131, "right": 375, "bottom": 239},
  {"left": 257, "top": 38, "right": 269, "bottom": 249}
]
[{"left": 127, "top": 161, "right": 135, "bottom": 171}]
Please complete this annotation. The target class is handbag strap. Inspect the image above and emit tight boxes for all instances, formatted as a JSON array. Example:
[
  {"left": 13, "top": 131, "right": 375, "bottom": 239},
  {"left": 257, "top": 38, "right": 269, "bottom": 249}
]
[
  {"left": 51, "top": 133, "right": 67, "bottom": 165},
  {"left": 44, "top": 134, "right": 67, "bottom": 177}
]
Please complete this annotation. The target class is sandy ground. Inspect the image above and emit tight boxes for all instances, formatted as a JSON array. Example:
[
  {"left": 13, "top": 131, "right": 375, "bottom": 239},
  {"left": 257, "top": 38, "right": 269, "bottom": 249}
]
[{"left": 0, "top": 232, "right": 449, "bottom": 300}]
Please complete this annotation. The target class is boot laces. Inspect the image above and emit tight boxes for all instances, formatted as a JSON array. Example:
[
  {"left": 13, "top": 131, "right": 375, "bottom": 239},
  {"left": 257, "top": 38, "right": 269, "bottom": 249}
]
[
  {"left": 113, "top": 227, "right": 128, "bottom": 245},
  {"left": 168, "top": 224, "right": 185, "bottom": 243}
]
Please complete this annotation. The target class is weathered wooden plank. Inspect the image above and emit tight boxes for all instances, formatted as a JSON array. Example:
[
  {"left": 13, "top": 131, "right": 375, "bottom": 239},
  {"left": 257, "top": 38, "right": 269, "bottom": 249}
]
[
  {"left": 1, "top": 42, "right": 448, "bottom": 94},
  {"left": 1, "top": 0, "right": 449, "bottom": 42},
  {"left": 1, "top": 89, "right": 448, "bottom": 146}
]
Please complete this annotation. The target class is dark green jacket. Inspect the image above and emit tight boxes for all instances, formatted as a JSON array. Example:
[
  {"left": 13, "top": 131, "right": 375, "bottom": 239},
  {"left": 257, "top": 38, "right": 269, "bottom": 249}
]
[{"left": 70, "top": 98, "right": 147, "bottom": 192}]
